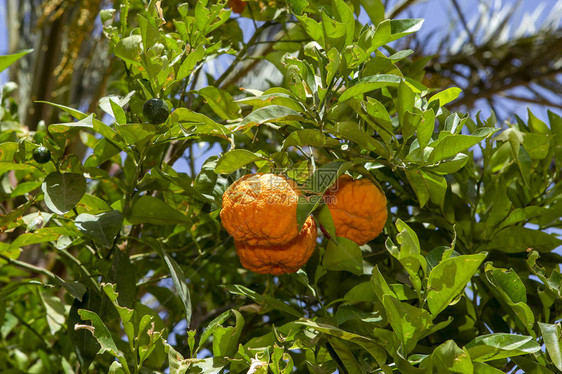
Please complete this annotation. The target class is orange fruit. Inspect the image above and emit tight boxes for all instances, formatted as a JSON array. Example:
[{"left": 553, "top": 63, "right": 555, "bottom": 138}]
[
  {"left": 220, "top": 173, "right": 302, "bottom": 246},
  {"left": 234, "top": 216, "right": 317, "bottom": 275},
  {"left": 325, "top": 175, "right": 387, "bottom": 245},
  {"left": 228, "top": 0, "right": 246, "bottom": 14}
]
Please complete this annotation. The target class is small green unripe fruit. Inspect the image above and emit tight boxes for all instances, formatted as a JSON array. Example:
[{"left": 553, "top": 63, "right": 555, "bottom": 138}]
[
  {"left": 143, "top": 98, "right": 170, "bottom": 124},
  {"left": 33, "top": 146, "right": 51, "bottom": 164}
]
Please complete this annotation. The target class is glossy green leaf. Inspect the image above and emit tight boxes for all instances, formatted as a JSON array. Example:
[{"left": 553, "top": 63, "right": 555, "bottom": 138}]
[
  {"left": 481, "top": 226, "right": 562, "bottom": 253},
  {"left": 323, "top": 237, "right": 363, "bottom": 275},
  {"left": 239, "top": 105, "right": 303, "bottom": 127},
  {"left": 69, "top": 290, "right": 101, "bottom": 372},
  {"left": 171, "top": 108, "right": 228, "bottom": 136},
  {"left": 427, "top": 253, "right": 486, "bottom": 316},
  {"left": 484, "top": 265, "right": 534, "bottom": 334},
  {"left": 150, "top": 239, "right": 192, "bottom": 327},
  {"left": 0, "top": 49, "right": 32, "bottom": 73},
  {"left": 382, "top": 294, "right": 432, "bottom": 354},
  {"left": 114, "top": 35, "right": 142, "bottom": 65},
  {"left": 359, "top": 0, "right": 385, "bottom": 25},
  {"left": 429, "top": 128, "right": 497, "bottom": 163},
  {"left": 538, "top": 322, "right": 562, "bottom": 371},
  {"left": 466, "top": 333, "right": 541, "bottom": 362},
  {"left": 77, "top": 309, "right": 129, "bottom": 371},
  {"left": 298, "top": 320, "right": 387, "bottom": 366},
  {"left": 430, "top": 340, "right": 473, "bottom": 373},
  {"left": 287, "top": 0, "right": 309, "bottom": 15},
  {"left": 128, "top": 196, "right": 190, "bottom": 225},
  {"left": 199, "top": 86, "right": 240, "bottom": 120},
  {"left": 177, "top": 43, "right": 205, "bottom": 81},
  {"left": 301, "top": 160, "right": 350, "bottom": 194},
  {"left": 215, "top": 149, "right": 264, "bottom": 174},
  {"left": 405, "top": 169, "right": 447, "bottom": 209},
  {"left": 282, "top": 129, "right": 340, "bottom": 149},
  {"left": 42, "top": 172, "right": 87, "bottom": 214},
  {"left": 339, "top": 74, "right": 402, "bottom": 102},
  {"left": 428, "top": 87, "right": 462, "bottom": 106},
  {"left": 224, "top": 284, "right": 301, "bottom": 317},
  {"left": 75, "top": 210, "right": 123, "bottom": 248},
  {"left": 212, "top": 310, "right": 244, "bottom": 357}
]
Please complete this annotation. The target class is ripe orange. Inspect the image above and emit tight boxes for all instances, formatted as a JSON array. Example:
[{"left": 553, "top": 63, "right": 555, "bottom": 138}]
[
  {"left": 221, "top": 173, "right": 302, "bottom": 246},
  {"left": 234, "top": 216, "right": 317, "bottom": 275},
  {"left": 325, "top": 175, "right": 387, "bottom": 245},
  {"left": 228, "top": 0, "right": 246, "bottom": 14}
]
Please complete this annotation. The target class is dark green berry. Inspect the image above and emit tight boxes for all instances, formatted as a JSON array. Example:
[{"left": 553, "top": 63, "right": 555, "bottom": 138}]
[
  {"left": 33, "top": 146, "right": 51, "bottom": 164},
  {"left": 143, "top": 98, "right": 170, "bottom": 124}
]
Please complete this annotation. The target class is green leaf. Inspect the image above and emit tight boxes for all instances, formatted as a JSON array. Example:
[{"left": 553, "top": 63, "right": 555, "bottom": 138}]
[
  {"left": 239, "top": 105, "right": 303, "bottom": 127},
  {"left": 323, "top": 237, "right": 363, "bottom": 275},
  {"left": 177, "top": 43, "right": 205, "bottom": 81},
  {"left": 396, "top": 81, "right": 415, "bottom": 132},
  {"left": 150, "top": 239, "right": 193, "bottom": 327},
  {"left": 389, "top": 18, "right": 424, "bottom": 41},
  {"left": 0, "top": 162, "right": 37, "bottom": 177},
  {"left": 390, "top": 219, "right": 427, "bottom": 295},
  {"left": 362, "top": 98, "right": 394, "bottom": 144},
  {"left": 427, "top": 153, "right": 469, "bottom": 174},
  {"left": 417, "top": 109, "right": 435, "bottom": 149},
  {"left": 38, "top": 101, "right": 124, "bottom": 147},
  {"left": 429, "top": 128, "right": 498, "bottom": 163},
  {"left": 77, "top": 309, "right": 129, "bottom": 371},
  {"left": 212, "top": 310, "right": 244, "bottom": 357},
  {"left": 199, "top": 86, "right": 240, "bottom": 120},
  {"left": 538, "top": 323, "right": 562, "bottom": 371},
  {"left": 332, "top": 0, "right": 355, "bottom": 47},
  {"left": 128, "top": 196, "right": 190, "bottom": 225},
  {"left": 484, "top": 265, "right": 535, "bottom": 334},
  {"left": 301, "top": 160, "right": 350, "bottom": 194},
  {"left": 75, "top": 210, "right": 123, "bottom": 248},
  {"left": 527, "top": 109, "right": 550, "bottom": 134},
  {"left": 327, "top": 337, "right": 368, "bottom": 374},
  {"left": 430, "top": 340, "right": 473, "bottom": 373},
  {"left": 42, "top": 172, "right": 87, "bottom": 214},
  {"left": 286, "top": 0, "right": 309, "bottom": 15},
  {"left": 224, "top": 284, "right": 302, "bottom": 317},
  {"left": 68, "top": 290, "right": 102, "bottom": 372},
  {"left": 40, "top": 293, "right": 66, "bottom": 334},
  {"left": 339, "top": 74, "right": 402, "bottom": 102},
  {"left": 472, "top": 362, "right": 505, "bottom": 374},
  {"left": 481, "top": 226, "right": 562, "bottom": 253},
  {"left": 171, "top": 108, "right": 229, "bottom": 136},
  {"left": 405, "top": 169, "right": 447, "bottom": 209},
  {"left": 426, "top": 253, "right": 487, "bottom": 316},
  {"left": 297, "top": 320, "right": 387, "bottom": 366},
  {"left": 117, "top": 123, "right": 156, "bottom": 147},
  {"left": 282, "top": 129, "right": 340, "bottom": 150},
  {"left": 296, "top": 195, "right": 322, "bottom": 231},
  {"left": 332, "top": 122, "right": 389, "bottom": 158},
  {"left": 522, "top": 133, "right": 550, "bottom": 159},
  {"left": 465, "top": 333, "right": 541, "bottom": 362},
  {"left": 214, "top": 149, "right": 264, "bottom": 174},
  {"left": 428, "top": 87, "right": 462, "bottom": 106},
  {"left": 296, "top": 14, "right": 325, "bottom": 46},
  {"left": 382, "top": 294, "right": 432, "bottom": 354},
  {"left": 236, "top": 92, "right": 304, "bottom": 112},
  {"left": 99, "top": 91, "right": 135, "bottom": 122},
  {"left": 101, "top": 283, "right": 134, "bottom": 325},
  {"left": 10, "top": 226, "right": 75, "bottom": 250},
  {"left": 0, "top": 49, "right": 32, "bottom": 73},
  {"left": 359, "top": 0, "right": 384, "bottom": 25},
  {"left": 114, "top": 35, "right": 143, "bottom": 65},
  {"left": 511, "top": 356, "right": 556, "bottom": 374}
]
